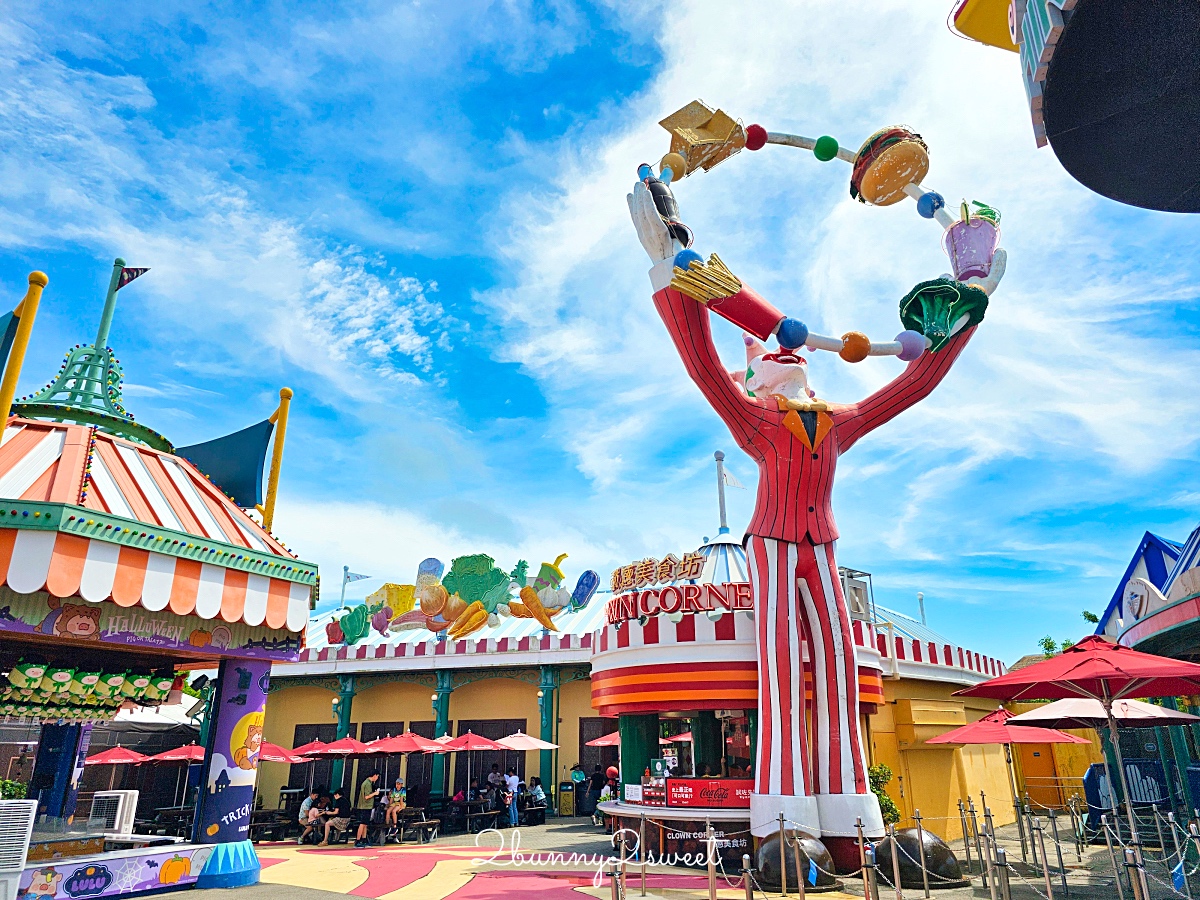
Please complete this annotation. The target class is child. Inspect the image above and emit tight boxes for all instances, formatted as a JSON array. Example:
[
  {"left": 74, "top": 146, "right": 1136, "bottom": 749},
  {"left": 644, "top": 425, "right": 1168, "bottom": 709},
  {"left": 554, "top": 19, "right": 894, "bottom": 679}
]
[{"left": 385, "top": 778, "right": 406, "bottom": 827}]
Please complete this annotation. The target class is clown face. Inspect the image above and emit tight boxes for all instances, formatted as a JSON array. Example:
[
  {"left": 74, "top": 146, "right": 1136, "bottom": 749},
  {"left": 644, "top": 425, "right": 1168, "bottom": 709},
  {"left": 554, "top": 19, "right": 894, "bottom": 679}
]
[{"left": 746, "top": 351, "right": 814, "bottom": 402}]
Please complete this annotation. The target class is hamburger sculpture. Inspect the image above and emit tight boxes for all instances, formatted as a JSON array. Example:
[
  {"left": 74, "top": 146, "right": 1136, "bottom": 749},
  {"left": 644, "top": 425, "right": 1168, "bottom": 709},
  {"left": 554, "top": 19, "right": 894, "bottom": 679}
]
[{"left": 642, "top": 101, "right": 1003, "bottom": 360}]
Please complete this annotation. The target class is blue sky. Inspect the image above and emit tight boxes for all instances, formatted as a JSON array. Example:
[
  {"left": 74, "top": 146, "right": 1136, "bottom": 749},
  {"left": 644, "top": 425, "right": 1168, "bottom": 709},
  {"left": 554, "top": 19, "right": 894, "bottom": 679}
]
[{"left": 2, "top": 1, "right": 1199, "bottom": 663}]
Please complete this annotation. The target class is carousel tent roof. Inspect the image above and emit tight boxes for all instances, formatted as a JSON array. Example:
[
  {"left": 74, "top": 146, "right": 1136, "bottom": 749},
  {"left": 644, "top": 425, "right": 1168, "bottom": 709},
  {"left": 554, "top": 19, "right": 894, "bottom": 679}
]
[
  {"left": 685, "top": 530, "right": 748, "bottom": 585},
  {"left": 0, "top": 418, "right": 315, "bottom": 632}
]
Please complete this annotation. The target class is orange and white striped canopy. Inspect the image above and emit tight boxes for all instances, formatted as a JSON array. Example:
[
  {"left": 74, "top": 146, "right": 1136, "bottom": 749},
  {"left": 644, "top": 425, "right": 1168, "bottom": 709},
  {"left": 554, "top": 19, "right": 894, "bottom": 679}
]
[{"left": 0, "top": 418, "right": 314, "bottom": 632}]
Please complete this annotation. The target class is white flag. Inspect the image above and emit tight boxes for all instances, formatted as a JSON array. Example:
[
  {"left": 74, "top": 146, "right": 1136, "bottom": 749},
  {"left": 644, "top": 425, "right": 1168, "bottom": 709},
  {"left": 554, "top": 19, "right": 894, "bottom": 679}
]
[
  {"left": 344, "top": 571, "right": 371, "bottom": 583},
  {"left": 723, "top": 469, "right": 746, "bottom": 489}
]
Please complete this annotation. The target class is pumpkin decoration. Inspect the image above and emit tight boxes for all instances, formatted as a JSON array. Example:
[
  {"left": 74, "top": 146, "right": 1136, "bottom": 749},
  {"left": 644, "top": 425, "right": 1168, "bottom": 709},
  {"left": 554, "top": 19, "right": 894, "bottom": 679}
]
[{"left": 159, "top": 855, "right": 192, "bottom": 885}]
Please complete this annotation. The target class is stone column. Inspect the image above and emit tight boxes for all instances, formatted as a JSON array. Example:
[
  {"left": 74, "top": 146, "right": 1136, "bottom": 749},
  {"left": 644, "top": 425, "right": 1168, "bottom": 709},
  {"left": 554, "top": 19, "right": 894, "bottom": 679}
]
[
  {"left": 539, "top": 666, "right": 558, "bottom": 788},
  {"left": 619, "top": 714, "right": 660, "bottom": 801},
  {"left": 329, "top": 674, "right": 356, "bottom": 789},
  {"left": 430, "top": 670, "right": 453, "bottom": 798},
  {"left": 690, "top": 710, "right": 723, "bottom": 776}
]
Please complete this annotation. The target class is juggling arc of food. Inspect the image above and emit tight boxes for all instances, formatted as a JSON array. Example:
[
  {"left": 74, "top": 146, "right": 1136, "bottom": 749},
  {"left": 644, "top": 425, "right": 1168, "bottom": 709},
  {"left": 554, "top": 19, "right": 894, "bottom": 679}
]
[{"left": 325, "top": 553, "right": 601, "bottom": 645}]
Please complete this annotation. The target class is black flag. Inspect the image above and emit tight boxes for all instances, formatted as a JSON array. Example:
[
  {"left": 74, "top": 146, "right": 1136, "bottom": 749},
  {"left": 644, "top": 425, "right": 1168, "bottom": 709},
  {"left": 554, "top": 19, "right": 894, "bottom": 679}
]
[
  {"left": 178, "top": 419, "right": 275, "bottom": 508},
  {"left": 117, "top": 267, "right": 149, "bottom": 290}
]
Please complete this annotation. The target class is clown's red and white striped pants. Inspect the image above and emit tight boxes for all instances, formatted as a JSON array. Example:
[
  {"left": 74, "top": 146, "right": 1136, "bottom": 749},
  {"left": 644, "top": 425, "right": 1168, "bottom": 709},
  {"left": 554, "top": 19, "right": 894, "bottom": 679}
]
[{"left": 748, "top": 535, "right": 877, "bottom": 837}]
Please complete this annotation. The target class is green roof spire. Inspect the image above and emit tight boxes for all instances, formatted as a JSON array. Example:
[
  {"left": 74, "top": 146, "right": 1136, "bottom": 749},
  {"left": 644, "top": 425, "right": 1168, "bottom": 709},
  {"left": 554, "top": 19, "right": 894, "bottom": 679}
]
[{"left": 12, "top": 258, "right": 172, "bottom": 451}]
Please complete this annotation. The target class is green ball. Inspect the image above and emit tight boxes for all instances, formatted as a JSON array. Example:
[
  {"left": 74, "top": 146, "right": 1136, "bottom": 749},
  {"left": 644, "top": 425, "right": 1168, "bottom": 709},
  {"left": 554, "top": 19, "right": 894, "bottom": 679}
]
[{"left": 813, "top": 135, "right": 839, "bottom": 162}]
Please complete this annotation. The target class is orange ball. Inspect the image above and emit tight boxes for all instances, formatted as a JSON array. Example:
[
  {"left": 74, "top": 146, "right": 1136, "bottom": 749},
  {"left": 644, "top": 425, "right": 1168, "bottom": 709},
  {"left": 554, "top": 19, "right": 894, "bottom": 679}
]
[{"left": 839, "top": 331, "right": 871, "bottom": 363}]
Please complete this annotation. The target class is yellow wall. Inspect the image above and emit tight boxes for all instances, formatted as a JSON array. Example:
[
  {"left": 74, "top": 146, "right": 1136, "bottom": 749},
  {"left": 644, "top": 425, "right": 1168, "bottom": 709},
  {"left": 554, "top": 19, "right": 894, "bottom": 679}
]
[
  {"left": 867, "top": 678, "right": 1016, "bottom": 840},
  {"left": 260, "top": 674, "right": 600, "bottom": 803}
]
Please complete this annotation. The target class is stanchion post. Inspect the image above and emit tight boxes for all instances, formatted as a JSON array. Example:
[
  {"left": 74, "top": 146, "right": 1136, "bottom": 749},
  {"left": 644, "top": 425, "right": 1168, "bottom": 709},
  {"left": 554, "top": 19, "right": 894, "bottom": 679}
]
[
  {"left": 858, "top": 817, "right": 867, "bottom": 871},
  {"left": 639, "top": 813, "right": 647, "bottom": 897},
  {"left": 1154, "top": 804, "right": 1167, "bottom": 857},
  {"left": 981, "top": 815, "right": 997, "bottom": 900},
  {"left": 620, "top": 822, "right": 628, "bottom": 887},
  {"left": 958, "top": 800, "right": 974, "bottom": 874},
  {"left": 779, "top": 812, "right": 788, "bottom": 898},
  {"left": 995, "top": 847, "right": 1012, "bottom": 900},
  {"left": 791, "top": 833, "right": 806, "bottom": 900},
  {"left": 1026, "top": 804, "right": 1039, "bottom": 867},
  {"left": 744, "top": 854, "right": 754, "bottom": 900},
  {"left": 1169, "top": 812, "right": 1190, "bottom": 899},
  {"left": 914, "top": 810, "right": 930, "bottom": 900},
  {"left": 1034, "top": 818, "right": 1054, "bottom": 900},
  {"left": 706, "top": 820, "right": 717, "bottom": 900},
  {"left": 1103, "top": 817, "right": 1126, "bottom": 900},
  {"left": 1049, "top": 808, "right": 1068, "bottom": 898},
  {"left": 887, "top": 823, "right": 903, "bottom": 900},
  {"left": 1124, "top": 849, "right": 1144, "bottom": 900},
  {"left": 610, "top": 860, "right": 621, "bottom": 900},
  {"left": 865, "top": 845, "right": 880, "bottom": 900},
  {"left": 969, "top": 798, "right": 986, "bottom": 884}
]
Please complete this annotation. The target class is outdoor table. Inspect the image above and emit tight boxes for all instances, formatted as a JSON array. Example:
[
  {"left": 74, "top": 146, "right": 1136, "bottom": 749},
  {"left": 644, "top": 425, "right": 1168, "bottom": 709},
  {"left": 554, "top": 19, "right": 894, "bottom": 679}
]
[
  {"left": 278, "top": 786, "right": 306, "bottom": 811},
  {"left": 446, "top": 799, "right": 487, "bottom": 833}
]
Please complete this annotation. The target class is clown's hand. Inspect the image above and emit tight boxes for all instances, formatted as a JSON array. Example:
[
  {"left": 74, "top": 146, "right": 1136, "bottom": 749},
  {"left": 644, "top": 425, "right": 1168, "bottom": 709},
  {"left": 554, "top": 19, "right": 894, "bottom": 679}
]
[
  {"left": 964, "top": 248, "right": 1007, "bottom": 297},
  {"left": 627, "top": 180, "right": 682, "bottom": 264}
]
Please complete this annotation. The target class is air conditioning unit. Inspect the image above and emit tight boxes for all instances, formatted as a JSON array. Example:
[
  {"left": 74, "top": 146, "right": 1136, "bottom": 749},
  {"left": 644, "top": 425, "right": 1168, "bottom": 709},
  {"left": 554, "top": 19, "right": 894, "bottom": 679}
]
[
  {"left": 87, "top": 791, "right": 138, "bottom": 836},
  {"left": 0, "top": 800, "right": 37, "bottom": 900}
]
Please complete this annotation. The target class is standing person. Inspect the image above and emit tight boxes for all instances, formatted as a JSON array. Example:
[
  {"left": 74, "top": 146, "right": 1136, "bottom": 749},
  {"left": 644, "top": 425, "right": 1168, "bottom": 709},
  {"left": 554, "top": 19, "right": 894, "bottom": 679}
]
[
  {"left": 587, "top": 765, "right": 605, "bottom": 814},
  {"left": 318, "top": 787, "right": 351, "bottom": 847},
  {"left": 626, "top": 178, "right": 1005, "bottom": 844},
  {"left": 504, "top": 768, "right": 520, "bottom": 826},
  {"left": 296, "top": 787, "right": 321, "bottom": 844},
  {"left": 570, "top": 763, "right": 586, "bottom": 815},
  {"left": 354, "top": 772, "right": 380, "bottom": 848}
]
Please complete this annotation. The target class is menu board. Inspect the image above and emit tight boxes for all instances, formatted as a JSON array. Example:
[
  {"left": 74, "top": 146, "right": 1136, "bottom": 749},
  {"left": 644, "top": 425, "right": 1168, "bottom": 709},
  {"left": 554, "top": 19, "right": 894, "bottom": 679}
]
[{"left": 666, "top": 778, "right": 754, "bottom": 809}]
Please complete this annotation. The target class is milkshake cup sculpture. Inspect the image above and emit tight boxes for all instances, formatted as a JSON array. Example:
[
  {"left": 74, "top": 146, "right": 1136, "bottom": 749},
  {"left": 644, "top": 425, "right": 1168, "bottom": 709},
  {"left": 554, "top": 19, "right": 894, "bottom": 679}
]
[{"left": 942, "top": 202, "right": 1001, "bottom": 281}]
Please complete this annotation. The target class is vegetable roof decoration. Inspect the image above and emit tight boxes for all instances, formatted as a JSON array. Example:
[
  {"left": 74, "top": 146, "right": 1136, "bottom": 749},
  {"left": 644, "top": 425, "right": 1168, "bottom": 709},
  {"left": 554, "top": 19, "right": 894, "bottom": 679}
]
[{"left": 442, "top": 553, "right": 511, "bottom": 613}]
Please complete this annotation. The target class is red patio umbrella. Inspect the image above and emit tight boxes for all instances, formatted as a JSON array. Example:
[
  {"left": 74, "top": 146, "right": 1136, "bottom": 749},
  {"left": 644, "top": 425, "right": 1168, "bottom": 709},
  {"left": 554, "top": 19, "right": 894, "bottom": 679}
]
[
  {"left": 260, "top": 742, "right": 307, "bottom": 765},
  {"left": 292, "top": 739, "right": 327, "bottom": 755},
  {"left": 927, "top": 707, "right": 1089, "bottom": 849},
  {"left": 957, "top": 635, "right": 1200, "bottom": 839},
  {"left": 586, "top": 732, "right": 671, "bottom": 747},
  {"left": 147, "top": 743, "right": 206, "bottom": 763},
  {"left": 85, "top": 745, "right": 148, "bottom": 766},
  {"left": 442, "top": 733, "right": 508, "bottom": 752},
  {"left": 302, "top": 736, "right": 370, "bottom": 757},
  {"left": 366, "top": 732, "right": 444, "bottom": 754},
  {"left": 85, "top": 745, "right": 148, "bottom": 791}
]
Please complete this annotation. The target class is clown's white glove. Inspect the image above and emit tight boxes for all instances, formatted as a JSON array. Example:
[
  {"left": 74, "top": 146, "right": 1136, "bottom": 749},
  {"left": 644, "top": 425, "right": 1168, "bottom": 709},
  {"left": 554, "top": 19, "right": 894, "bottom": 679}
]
[
  {"left": 964, "top": 247, "right": 1007, "bottom": 297},
  {"left": 627, "top": 180, "right": 684, "bottom": 291}
]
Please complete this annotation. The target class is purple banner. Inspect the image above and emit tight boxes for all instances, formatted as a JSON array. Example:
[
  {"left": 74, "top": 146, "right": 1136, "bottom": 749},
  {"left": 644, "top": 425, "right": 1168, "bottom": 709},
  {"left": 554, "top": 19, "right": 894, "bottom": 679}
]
[
  {"left": 17, "top": 846, "right": 212, "bottom": 900},
  {"left": 195, "top": 659, "right": 270, "bottom": 843},
  {"left": 0, "top": 587, "right": 300, "bottom": 661}
]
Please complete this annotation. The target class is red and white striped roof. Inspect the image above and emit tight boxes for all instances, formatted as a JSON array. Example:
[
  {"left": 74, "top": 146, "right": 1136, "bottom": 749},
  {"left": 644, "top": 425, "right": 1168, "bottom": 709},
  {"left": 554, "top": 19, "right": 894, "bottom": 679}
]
[
  {"left": 1, "top": 419, "right": 287, "bottom": 556},
  {"left": 0, "top": 418, "right": 314, "bottom": 633}
]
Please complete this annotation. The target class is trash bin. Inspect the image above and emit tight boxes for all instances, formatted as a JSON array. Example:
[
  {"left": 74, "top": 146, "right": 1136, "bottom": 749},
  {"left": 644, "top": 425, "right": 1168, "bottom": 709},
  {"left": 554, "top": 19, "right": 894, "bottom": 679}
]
[{"left": 558, "top": 782, "right": 574, "bottom": 817}]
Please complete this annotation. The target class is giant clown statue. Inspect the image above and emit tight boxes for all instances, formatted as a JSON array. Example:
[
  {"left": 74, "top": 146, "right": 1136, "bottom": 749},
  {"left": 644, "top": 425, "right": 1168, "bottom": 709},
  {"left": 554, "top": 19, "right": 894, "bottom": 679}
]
[{"left": 626, "top": 120, "right": 1006, "bottom": 856}]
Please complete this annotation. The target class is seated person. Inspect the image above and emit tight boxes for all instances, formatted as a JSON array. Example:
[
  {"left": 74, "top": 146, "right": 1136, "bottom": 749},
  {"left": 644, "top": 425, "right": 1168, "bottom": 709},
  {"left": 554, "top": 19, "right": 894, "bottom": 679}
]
[
  {"left": 296, "top": 788, "right": 321, "bottom": 844},
  {"left": 528, "top": 777, "right": 547, "bottom": 806},
  {"left": 467, "top": 777, "right": 481, "bottom": 801},
  {"left": 385, "top": 778, "right": 406, "bottom": 827},
  {"left": 318, "top": 787, "right": 352, "bottom": 846}
]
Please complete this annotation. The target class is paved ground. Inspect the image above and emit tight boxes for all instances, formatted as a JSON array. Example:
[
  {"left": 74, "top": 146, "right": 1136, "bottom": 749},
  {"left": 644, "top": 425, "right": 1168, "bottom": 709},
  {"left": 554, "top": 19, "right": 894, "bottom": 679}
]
[{"left": 208, "top": 816, "right": 1194, "bottom": 900}]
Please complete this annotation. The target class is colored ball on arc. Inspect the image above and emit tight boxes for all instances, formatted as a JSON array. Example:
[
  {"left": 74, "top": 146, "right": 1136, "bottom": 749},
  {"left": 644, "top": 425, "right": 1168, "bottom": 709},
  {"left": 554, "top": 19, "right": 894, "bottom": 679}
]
[
  {"left": 673, "top": 249, "right": 704, "bottom": 271},
  {"left": 745, "top": 124, "right": 768, "bottom": 151},
  {"left": 660, "top": 152, "right": 687, "bottom": 181},
  {"left": 916, "top": 191, "right": 945, "bottom": 219},
  {"left": 895, "top": 330, "right": 925, "bottom": 362},
  {"left": 813, "top": 135, "right": 840, "bottom": 162},
  {"left": 776, "top": 317, "right": 809, "bottom": 349},
  {"left": 839, "top": 331, "right": 871, "bottom": 363}
]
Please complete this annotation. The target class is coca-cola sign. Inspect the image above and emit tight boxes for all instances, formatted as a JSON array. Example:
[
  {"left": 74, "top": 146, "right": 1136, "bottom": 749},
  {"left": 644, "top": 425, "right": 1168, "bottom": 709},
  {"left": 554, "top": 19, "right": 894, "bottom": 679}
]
[{"left": 666, "top": 778, "right": 753, "bottom": 809}]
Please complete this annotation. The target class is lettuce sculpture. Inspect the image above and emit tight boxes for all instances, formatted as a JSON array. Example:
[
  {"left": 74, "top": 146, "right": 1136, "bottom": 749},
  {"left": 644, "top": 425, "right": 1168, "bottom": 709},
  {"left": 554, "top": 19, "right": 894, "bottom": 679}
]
[
  {"left": 899, "top": 277, "right": 988, "bottom": 353},
  {"left": 441, "top": 553, "right": 511, "bottom": 613}
]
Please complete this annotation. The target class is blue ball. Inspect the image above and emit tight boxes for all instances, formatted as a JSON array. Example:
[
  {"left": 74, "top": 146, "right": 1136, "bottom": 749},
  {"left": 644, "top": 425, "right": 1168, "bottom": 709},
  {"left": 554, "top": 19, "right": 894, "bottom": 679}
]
[
  {"left": 777, "top": 317, "right": 809, "bottom": 349},
  {"left": 674, "top": 249, "right": 704, "bottom": 270},
  {"left": 916, "top": 191, "right": 945, "bottom": 220},
  {"left": 638, "top": 163, "right": 654, "bottom": 181}
]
